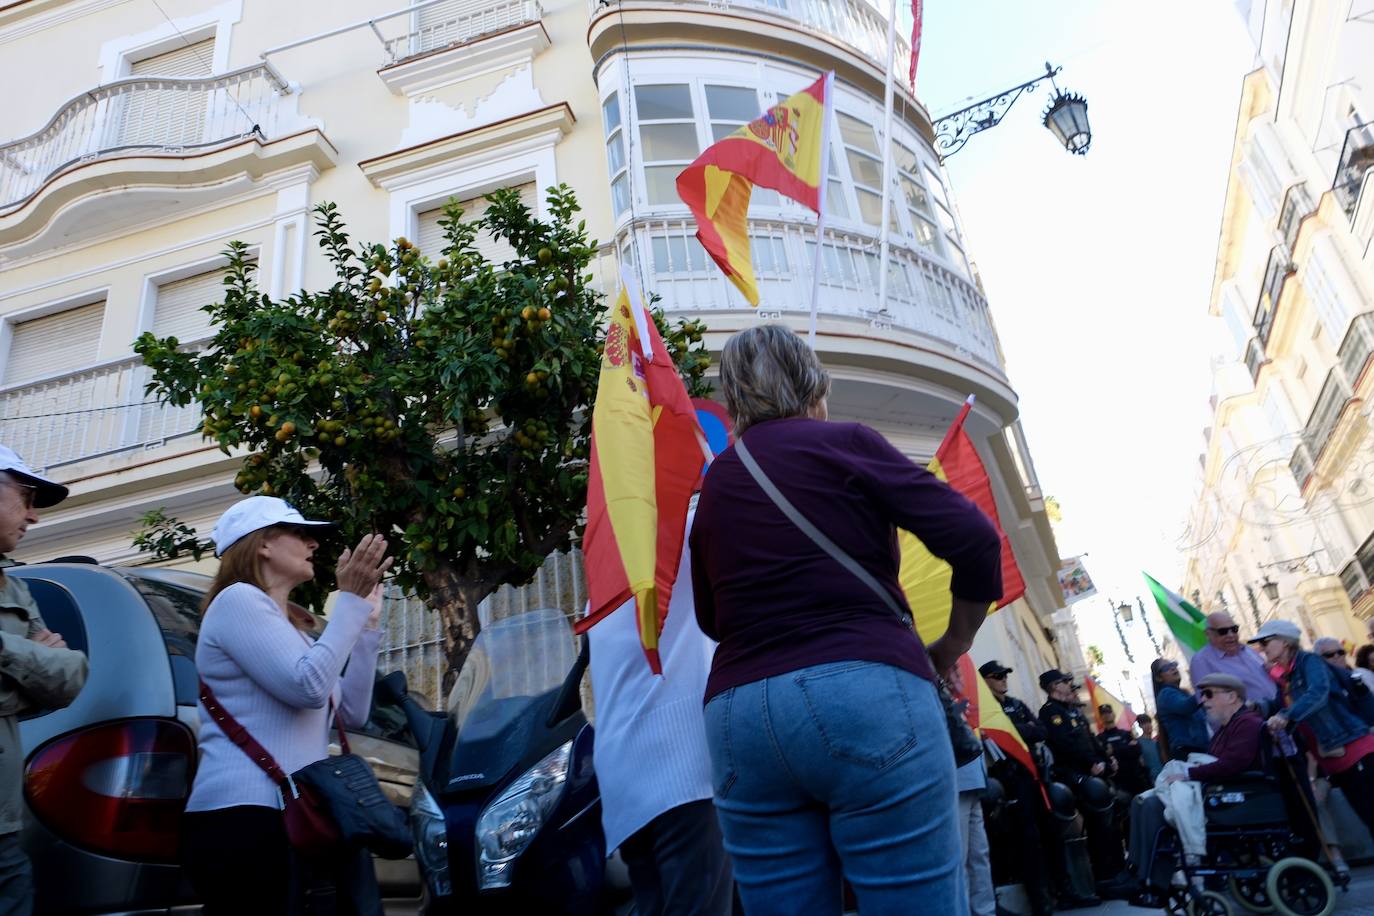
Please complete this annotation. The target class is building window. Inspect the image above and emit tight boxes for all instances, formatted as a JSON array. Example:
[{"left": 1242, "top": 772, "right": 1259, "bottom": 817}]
[
  {"left": 153, "top": 266, "right": 237, "bottom": 344},
  {"left": 115, "top": 38, "right": 215, "bottom": 148},
  {"left": 603, "top": 93, "right": 630, "bottom": 217},
  {"left": 923, "top": 165, "right": 967, "bottom": 271},
  {"left": 705, "top": 85, "right": 778, "bottom": 207},
  {"left": 893, "top": 140, "right": 938, "bottom": 250},
  {"left": 635, "top": 84, "right": 700, "bottom": 206},
  {"left": 416, "top": 182, "right": 537, "bottom": 267},
  {"left": 837, "top": 112, "right": 891, "bottom": 229},
  {"left": 4, "top": 301, "right": 105, "bottom": 387}
]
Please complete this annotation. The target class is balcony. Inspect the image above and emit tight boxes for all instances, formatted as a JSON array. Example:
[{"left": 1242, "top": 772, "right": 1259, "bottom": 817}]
[
  {"left": 1252, "top": 247, "right": 1293, "bottom": 344},
  {"left": 0, "top": 65, "right": 331, "bottom": 258},
  {"left": 382, "top": 0, "right": 543, "bottom": 64},
  {"left": 1244, "top": 337, "right": 1268, "bottom": 382},
  {"left": 1334, "top": 120, "right": 1374, "bottom": 220},
  {"left": 589, "top": 0, "right": 913, "bottom": 99},
  {"left": 1277, "top": 182, "right": 1314, "bottom": 253},
  {"left": 1338, "top": 312, "right": 1374, "bottom": 386},
  {"left": 0, "top": 357, "right": 201, "bottom": 474},
  {"left": 621, "top": 216, "right": 1004, "bottom": 374}
]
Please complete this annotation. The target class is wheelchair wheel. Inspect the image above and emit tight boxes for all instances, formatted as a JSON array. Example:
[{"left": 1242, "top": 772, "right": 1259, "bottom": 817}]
[
  {"left": 1265, "top": 857, "right": 1334, "bottom": 916},
  {"left": 1228, "top": 873, "right": 1276, "bottom": 913},
  {"left": 1186, "top": 889, "right": 1236, "bottom": 916}
]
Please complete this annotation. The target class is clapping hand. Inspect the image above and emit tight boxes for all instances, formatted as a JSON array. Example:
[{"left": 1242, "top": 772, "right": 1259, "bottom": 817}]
[{"left": 335, "top": 534, "right": 393, "bottom": 598}]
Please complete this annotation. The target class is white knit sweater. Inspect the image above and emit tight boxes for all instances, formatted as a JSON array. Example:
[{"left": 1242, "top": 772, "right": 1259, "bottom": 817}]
[{"left": 186, "top": 582, "right": 382, "bottom": 812}]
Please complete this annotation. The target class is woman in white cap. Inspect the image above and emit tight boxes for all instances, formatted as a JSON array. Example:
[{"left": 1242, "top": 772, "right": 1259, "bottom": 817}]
[
  {"left": 1251, "top": 619, "right": 1374, "bottom": 838},
  {"left": 181, "top": 496, "right": 392, "bottom": 915}
]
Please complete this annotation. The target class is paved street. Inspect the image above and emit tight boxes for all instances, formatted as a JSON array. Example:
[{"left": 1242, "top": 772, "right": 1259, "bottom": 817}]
[{"left": 1091, "top": 863, "right": 1374, "bottom": 914}]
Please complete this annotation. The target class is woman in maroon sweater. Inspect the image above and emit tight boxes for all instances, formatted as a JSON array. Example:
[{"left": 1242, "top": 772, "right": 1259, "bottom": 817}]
[{"left": 690, "top": 325, "right": 1003, "bottom": 915}]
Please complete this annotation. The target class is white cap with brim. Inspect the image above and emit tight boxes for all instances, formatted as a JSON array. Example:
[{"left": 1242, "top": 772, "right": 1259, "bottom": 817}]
[
  {"left": 0, "top": 445, "right": 68, "bottom": 508},
  {"left": 211, "top": 496, "right": 334, "bottom": 557},
  {"left": 1246, "top": 619, "right": 1302, "bottom": 644}
]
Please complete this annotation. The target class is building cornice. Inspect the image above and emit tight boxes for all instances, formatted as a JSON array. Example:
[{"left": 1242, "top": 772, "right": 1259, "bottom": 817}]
[
  {"left": 358, "top": 102, "right": 574, "bottom": 189},
  {"left": 377, "top": 20, "right": 551, "bottom": 96}
]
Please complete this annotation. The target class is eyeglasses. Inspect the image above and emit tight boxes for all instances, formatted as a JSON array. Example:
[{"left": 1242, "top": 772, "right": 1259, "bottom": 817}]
[
  {"left": 1199, "top": 688, "right": 1235, "bottom": 700},
  {"left": 1322, "top": 649, "right": 1346, "bottom": 659},
  {"left": 2, "top": 482, "right": 36, "bottom": 510},
  {"left": 1209, "top": 625, "right": 1240, "bottom": 635}
]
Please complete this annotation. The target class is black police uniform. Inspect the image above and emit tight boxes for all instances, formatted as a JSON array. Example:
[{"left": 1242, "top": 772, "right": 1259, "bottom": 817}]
[
  {"left": 1039, "top": 697, "right": 1126, "bottom": 882},
  {"left": 985, "top": 693, "right": 1055, "bottom": 915},
  {"left": 1098, "top": 726, "right": 1149, "bottom": 795}
]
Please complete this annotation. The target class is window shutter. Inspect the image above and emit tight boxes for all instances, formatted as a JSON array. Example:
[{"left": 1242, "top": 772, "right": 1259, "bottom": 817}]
[
  {"left": 154, "top": 268, "right": 227, "bottom": 343},
  {"left": 417, "top": 183, "right": 537, "bottom": 268},
  {"left": 415, "top": 0, "right": 493, "bottom": 52},
  {"left": 5, "top": 301, "right": 104, "bottom": 386},
  {"left": 130, "top": 39, "right": 214, "bottom": 77},
  {"left": 119, "top": 39, "right": 215, "bottom": 148}
]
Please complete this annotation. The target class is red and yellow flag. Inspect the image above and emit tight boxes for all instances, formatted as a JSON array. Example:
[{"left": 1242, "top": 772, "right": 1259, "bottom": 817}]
[
  {"left": 899, "top": 396, "right": 1027, "bottom": 644},
  {"left": 955, "top": 654, "right": 1038, "bottom": 779},
  {"left": 1086, "top": 676, "right": 1137, "bottom": 733},
  {"left": 676, "top": 72, "right": 832, "bottom": 306},
  {"left": 574, "top": 279, "right": 707, "bottom": 673}
]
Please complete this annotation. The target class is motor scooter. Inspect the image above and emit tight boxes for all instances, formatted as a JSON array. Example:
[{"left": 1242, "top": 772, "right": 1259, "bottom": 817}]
[{"left": 380, "top": 607, "right": 621, "bottom": 915}]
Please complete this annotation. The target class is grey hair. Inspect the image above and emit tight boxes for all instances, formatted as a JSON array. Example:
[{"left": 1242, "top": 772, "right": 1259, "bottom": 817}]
[{"left": 718, "top": 325, "right": 831, "bottom": 435}]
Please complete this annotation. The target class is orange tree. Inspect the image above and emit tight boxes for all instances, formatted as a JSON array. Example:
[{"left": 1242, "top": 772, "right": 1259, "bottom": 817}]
[{"left": 134, "top": 186, "right": 709, "bottom": 685}]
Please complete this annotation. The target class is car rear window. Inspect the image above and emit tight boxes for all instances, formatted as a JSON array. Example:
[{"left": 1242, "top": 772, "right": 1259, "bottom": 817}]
[
  {"left": 23, "top": 579, "right": 89, "bottom": 655},
  {"left": 124, "top": 576, "right": 202, "bottom": 706}
]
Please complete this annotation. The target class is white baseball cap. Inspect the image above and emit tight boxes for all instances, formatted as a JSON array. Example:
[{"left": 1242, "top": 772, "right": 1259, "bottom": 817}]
[
  {"left": 211, "top": 496, "right": 333, "bottom": 557},
  {"left": 1246, "top": 619, "right": 1302, "bottom": 643},
  {"left": 0, "top": 444, "right": 68, "bottom": 508}
]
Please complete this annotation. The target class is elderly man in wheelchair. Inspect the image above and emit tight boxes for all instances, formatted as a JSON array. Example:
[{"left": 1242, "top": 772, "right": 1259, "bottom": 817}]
[{"left": 1126, "top": 672, "right": 1346, "bottom": 916}]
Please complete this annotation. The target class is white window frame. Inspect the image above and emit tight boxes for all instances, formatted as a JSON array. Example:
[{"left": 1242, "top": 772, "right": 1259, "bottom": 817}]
[
  {"left": 136, "top": 248, "right": 260, "bottom": 348},
  {"left": 97, "top": 0, "right": 239, "bottom": 82},
  {"left": 0, "top": 289, "right": 110, "bottom": 390}
]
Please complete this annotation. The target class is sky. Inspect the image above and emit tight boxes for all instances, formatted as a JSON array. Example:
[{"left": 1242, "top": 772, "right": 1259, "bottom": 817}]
[{"left": 909, "top": 0, "right": 1257, "bottom": 703}]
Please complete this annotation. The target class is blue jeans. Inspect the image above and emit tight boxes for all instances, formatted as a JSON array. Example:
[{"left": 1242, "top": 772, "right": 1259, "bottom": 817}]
[{"left": 704, "top": 661, "right": 965, "bottom": 915}]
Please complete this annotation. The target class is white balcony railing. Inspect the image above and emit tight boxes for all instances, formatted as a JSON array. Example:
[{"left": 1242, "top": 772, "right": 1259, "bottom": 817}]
[
  {"left": 0, "top": 357, "right": 202, "bottom": 473},
  {"left": 383, "top": 0, "right": 544, "bottom": 64},
  {"left": 622, "top": 217, "right": 1003, "bottom": 372},
  {"left": 591, "top": 0, "right": 912, "bottom": 79},
  {"left": 0, "top": 64, "right": 293, "bottom": 214}
]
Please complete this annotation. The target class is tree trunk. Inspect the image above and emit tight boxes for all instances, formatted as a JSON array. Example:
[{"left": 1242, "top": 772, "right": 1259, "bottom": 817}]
[{"left": 423, "top": 564, "right": 486, "bottom": 700}]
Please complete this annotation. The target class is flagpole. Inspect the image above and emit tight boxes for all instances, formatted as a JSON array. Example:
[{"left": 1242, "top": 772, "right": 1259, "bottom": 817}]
[
  {"left": 875, "top": 0, "right": 898, "bottom": 332},
  {"left": 807, "top": 71, "right": 835, "bottom": 348}
]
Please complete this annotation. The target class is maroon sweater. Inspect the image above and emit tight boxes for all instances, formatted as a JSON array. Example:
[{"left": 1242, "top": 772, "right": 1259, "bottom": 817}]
[
  {"left": 690, "top": 418, "right": 1003, "bottom": 702},
  {"left": 1187, "top": 708, "right": 1265, "bottom": 782}
]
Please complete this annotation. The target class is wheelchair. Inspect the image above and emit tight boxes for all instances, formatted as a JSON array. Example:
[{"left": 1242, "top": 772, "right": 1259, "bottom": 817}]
[{"left": 1152, "top": 769, "right": 1350, "bottom": 916}]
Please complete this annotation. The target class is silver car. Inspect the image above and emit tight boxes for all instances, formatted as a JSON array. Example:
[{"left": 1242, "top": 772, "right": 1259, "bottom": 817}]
[{"left": 12, "top": 562, "right": 422, "bottom": 914}]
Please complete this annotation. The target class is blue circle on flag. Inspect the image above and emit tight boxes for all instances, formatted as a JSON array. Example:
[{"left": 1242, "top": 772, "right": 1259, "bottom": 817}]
[{"left": 693, "top": 399, "right": 733, "bottom": 457}]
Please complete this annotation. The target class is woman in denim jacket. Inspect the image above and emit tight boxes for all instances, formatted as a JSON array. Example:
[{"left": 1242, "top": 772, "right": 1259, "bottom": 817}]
[
  {"left": 1150, "top": 658, "right": 1209, "bottom": 760},
  {"left": 1250, "top": 620, "right": 1374, "bottom": 837}
]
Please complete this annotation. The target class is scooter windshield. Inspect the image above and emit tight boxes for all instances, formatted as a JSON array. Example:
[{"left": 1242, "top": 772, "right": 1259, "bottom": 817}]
[{"left": 449, "top": 607, "right": 578, "bottom": 740}]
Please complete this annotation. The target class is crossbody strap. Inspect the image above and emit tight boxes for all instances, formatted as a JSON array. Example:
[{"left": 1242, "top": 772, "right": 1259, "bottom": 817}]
[
  {"left": 198, "top": 679, "right": 351, "bottom": 791},
  {"left": 735, "top": 436, "right": 910, "bottom": 626}
]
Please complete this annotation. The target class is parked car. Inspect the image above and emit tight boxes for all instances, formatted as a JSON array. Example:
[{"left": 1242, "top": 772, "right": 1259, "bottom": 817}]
[{"left": 11, "top": 561, "right": 423, "bottom": 914}]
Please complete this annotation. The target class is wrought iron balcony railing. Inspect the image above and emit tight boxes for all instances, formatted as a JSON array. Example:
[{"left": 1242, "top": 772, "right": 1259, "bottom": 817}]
[
  {"left": 620, "top": 216, "right": 1003, "bottom": 372},
  {"left": 383, "top": 0, "right": 543, "bottom": 64},
  {"left": 0, "top": 64, "right": 292, "bottom": 214},
  {"left": 1253, "top": 247, "right": 1293, "bottom": 344},
  {"left": 590, "top": 0, "right": 912, "bottom": 80},
  {"left": 1334, "top": 120, "right": 1374, "bottom": 219},
  {"left": 1244, "top": 337, "right": 1267, "bottom": 382}
]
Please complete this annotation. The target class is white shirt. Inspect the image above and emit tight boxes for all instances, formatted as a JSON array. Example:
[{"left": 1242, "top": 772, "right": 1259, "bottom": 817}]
[{"left": 589, "top": 514, "right": 716, "bottom": 854}]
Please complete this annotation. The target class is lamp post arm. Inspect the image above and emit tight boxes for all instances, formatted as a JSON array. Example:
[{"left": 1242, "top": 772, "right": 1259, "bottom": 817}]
[{"left": 931, "top": 62, "right": 1062, "bottom": 158}]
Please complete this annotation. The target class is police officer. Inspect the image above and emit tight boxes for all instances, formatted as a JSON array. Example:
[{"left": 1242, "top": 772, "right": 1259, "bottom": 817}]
[
  {"left": 1039, "top": 669, "right": 1130, "bottom": 897},
  {"left": 1096, "top": 705, "right": 1149, "bottom": 796},
  {"left": 979, "top": 661, "right": 1058, "bottom": 915}
]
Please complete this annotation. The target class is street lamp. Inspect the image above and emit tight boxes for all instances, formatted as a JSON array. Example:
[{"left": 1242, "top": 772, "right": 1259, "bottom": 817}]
[
  {"left": 1117, "top": 600, "right": 1133, "bottom": 622},
  {"left": 932, "top": 62, "right": 1092, "bottom": 159},
  {"left": 1261, "top": 578, "right": 1279, "bottom": 603}
]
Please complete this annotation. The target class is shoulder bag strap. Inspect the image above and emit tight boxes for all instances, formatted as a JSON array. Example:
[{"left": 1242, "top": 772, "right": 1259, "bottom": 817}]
[
  {"left": 734, "top": 436, "right": 910, "bottom": 626},
  {"left": 198, "top": 679, "right": 351, "bottom": 784},
  {"left": 198, "top": 677, "right": 290, "bottom": 787}
]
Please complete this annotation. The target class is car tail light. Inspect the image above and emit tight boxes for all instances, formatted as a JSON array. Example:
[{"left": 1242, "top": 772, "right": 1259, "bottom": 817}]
[{"left": 25, "top": 718, "right": 196, "bottom": 862}]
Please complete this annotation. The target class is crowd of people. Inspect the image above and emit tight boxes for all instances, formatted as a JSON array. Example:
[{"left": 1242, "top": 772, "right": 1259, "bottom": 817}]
[{"left": 3, "top": 323, "right": 1374, "bottom": 915}]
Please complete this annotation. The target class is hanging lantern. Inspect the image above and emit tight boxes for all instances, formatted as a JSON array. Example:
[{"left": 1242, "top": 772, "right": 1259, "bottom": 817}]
[{"left": 1043, "top": 89, "right": 1091, "bottom": 155}]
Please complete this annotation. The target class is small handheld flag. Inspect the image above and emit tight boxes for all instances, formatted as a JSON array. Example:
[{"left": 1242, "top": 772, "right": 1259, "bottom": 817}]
[{"left": 1143, "top": 572, "right": 1207, "bottom": 660}]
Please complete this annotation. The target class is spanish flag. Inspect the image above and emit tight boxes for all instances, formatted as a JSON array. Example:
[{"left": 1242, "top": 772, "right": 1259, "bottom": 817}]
[
  {"left": 955, "top": 654, "right": 1038, "bottom": 780},
  {"left": 1086, "top": 676, "right": 1137, "bottom": 733},
  {"left": 676, "top": 72, "right": 833, "bottom": 306},
  {"left": 573, "top": 274, "right": 708, "bottom": 673},
  {"left": 899, "top": 396, "right": 1027, "bottom": 644}
]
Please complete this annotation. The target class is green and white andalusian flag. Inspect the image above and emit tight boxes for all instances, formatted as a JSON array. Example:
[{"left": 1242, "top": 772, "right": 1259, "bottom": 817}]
[{"left": 1143, "top": 572, "right": 1207, "bottom": 659}]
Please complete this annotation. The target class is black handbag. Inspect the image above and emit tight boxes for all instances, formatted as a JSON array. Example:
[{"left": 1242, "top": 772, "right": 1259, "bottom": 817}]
[{"left": 735, "top": 437, "right": 985, "bottom": 767}]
